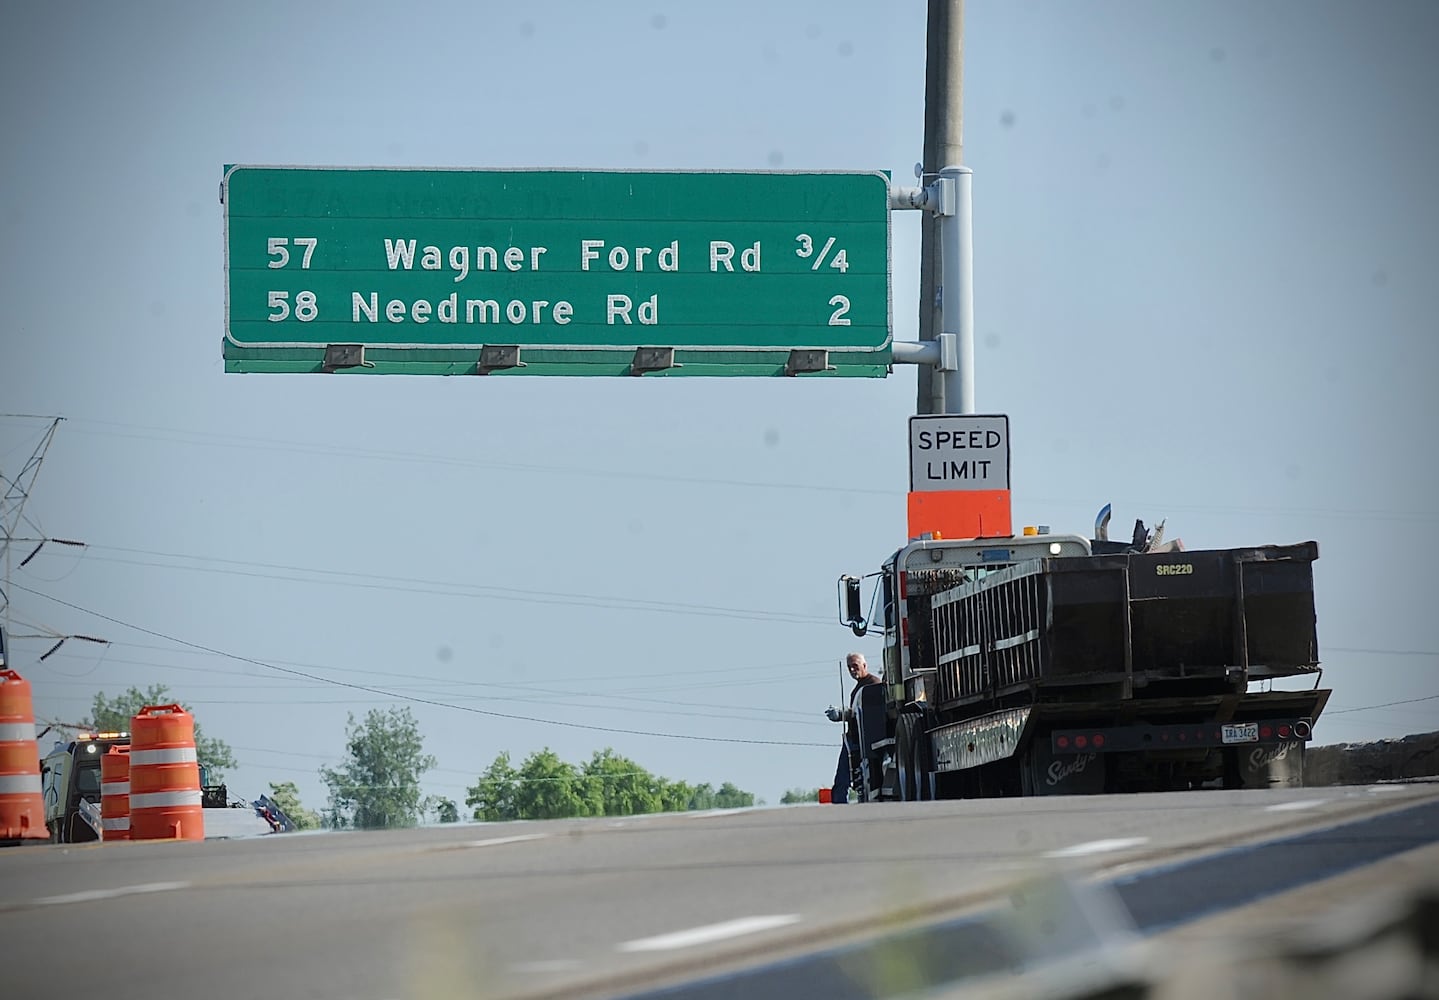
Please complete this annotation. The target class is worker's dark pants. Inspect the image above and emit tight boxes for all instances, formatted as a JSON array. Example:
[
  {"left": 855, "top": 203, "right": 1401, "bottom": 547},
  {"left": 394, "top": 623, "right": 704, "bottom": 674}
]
[
  {"left": 832, "top": 744, "right": 849, "bottom": 803},
  {"left": 832, "top": 737, "right": 857, "bottom": 804}
]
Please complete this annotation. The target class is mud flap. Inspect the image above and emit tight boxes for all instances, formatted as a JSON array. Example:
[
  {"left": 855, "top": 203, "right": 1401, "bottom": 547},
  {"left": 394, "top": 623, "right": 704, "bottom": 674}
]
[
  {"left": 1022, "top": 742, "right": 1107, "bottom": 796},
  {"left": 1235, "top": 740, "right": 1306, "bottom": 789}
]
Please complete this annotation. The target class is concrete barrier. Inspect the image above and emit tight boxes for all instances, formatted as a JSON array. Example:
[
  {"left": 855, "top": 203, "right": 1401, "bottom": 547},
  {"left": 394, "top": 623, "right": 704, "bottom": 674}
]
[{"left": 1305, "top": 731, "right": 1439, "bottom": 787}]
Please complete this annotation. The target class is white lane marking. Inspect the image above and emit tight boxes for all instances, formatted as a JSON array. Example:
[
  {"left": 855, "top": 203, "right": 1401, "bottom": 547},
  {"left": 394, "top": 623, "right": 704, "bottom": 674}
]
[
  {"left": 619, "top": 914, "right": 802, "bottom": 952},
  {"left": 1265, "top": 799, "right": 1330, "bottom": 812},
  {"left": 34, "top": 881, "right": 190, "bottom": 907},
  {"left": 1366, "top": 784, "right": 1406, "bottom": 793},
  {"left": 1044, "top": 837, "right": 1149, "bottom": 859},
  {"left": 511, "top": 959, "right": 581, "bottom": 974},
  {"left": 461, "top": 834, "right": 547, "bottom": 849},
  {"left": 679, "top": 806, "right": 769, "bottom": 820}
]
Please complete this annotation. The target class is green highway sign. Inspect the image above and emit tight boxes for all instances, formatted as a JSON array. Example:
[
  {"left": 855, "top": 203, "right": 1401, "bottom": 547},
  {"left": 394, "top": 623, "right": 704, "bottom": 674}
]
[{"left": 222, "top": 167, "right": 892, "bottom": 377}]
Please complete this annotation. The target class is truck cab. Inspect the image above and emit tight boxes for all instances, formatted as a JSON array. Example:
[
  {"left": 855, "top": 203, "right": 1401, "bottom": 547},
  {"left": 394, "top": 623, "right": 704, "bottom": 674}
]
[
  {"left": 40, "top": 732, "right": 130, "bottom": 843},
  {"left": 843, "top": 530, "right": 1093, "bottom": 691}
]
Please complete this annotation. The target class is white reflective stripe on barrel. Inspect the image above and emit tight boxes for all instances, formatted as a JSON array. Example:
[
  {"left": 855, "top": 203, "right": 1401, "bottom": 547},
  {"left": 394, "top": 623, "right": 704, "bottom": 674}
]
[
  {"left": 129, "top": 789, "right": 203, "bottom": 809},
  {"left": 0, "top": 773, "right": 43, "bottom": 795},
  {"left": 0, "top": 721, "right": 36, "bottom": 742},
  {"left": 102, "top": 781, "right": 130, "bottom": 795},
  {"left": 102, "top": 817, "right": 130, "bottom": 830},
  {"left": 129, "top": 747, "right": 197, "bottom": 766}
]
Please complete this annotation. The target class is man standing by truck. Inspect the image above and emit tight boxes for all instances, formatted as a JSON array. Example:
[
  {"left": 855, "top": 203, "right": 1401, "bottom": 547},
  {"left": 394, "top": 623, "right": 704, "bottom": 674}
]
[{"left": 825, "top": 652, "right": 883, "bottom": 803}]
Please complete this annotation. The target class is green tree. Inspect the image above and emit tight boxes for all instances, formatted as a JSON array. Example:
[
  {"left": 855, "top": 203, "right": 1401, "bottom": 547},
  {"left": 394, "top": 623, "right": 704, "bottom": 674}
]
[
  {"left": 781, "top": 788, "right": 820, "bottom": 804},
  {"left": 687, "top": 782, "right": 717, "bottom": 810},
  {"left": 432, "top": 797, "right": 460, "bottom": 824},
  {"left": 713, "top": 782, "right": 755, "bottom": 809},
  {"left": 320, "top": 707, "right": 436, "bottom": 830},
  {"left": 582, "top": 748, "right": 661, "bottom": 816},
  {"left": 466, "top": 750, "right": 757, "bottom": 822},
  {"left": 686, "top": 781, "right": 754, "bottom": 810},
  {"left": 656, "top": 777, "right": 696, "bottom": 813},
  {"left": 466, "top": 751, "right": 520, "bottom": 822},
  {"left": 513, "top": 748, "right": 595, "bottom": 820},
  {"left": 87, "top": 685, "right": 237, "bottom": 781},
  {"left": 266, "top": 781, "right": 321, "bottom": 830}
]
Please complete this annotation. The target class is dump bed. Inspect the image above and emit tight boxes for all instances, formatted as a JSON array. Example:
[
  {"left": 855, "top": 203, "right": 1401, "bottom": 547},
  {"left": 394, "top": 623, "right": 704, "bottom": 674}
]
[{"left": 908, "top": 542, "right": 1321, "bottom": 711}]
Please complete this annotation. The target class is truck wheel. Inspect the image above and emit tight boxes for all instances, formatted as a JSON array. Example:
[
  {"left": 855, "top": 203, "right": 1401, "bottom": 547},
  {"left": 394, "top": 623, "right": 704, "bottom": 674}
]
[{"left": 912, "top": 715, "right": 935, "bottom": 800}]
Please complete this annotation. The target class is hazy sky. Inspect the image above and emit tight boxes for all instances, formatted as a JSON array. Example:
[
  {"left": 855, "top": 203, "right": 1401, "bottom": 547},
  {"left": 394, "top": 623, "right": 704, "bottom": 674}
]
[{"left": 2, "top": 1, "right": 1435, "bottom": 814}]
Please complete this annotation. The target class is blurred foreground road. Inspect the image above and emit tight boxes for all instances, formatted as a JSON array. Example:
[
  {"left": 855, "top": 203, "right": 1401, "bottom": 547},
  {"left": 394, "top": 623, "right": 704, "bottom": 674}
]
[{"left": 3, "top": 782, "right": 1437, "bottom": 1000}]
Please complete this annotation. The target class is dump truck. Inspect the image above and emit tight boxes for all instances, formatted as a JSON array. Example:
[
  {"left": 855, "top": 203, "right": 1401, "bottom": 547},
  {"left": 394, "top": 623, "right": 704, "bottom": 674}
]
[
  {"left": 836, "top": 509, "right": 1329, "bottom": 800},
  {"left": 39, "top": 732, "right": 293, "bottom": 842}
]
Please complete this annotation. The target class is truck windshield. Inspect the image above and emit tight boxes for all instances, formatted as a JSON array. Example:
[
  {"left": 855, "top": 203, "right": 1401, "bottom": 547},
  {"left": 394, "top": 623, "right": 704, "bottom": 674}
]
[{"left": 74, "top": 764, "right": 101, "bottom": 797}]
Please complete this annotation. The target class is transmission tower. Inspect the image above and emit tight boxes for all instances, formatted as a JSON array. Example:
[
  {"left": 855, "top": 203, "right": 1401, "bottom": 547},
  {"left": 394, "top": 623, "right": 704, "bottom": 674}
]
[{"left": 0, "top": 415, "right": 106, "bottom": 669}]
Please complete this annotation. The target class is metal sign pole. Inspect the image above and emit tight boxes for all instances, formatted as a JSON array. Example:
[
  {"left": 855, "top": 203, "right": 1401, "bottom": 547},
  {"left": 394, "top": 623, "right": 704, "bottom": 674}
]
[
  {"left": 916, "top": 0, "right": 965, "bottom": 417},
  {"left": 939, "top": 165, "right": 975, "bottom": 415}
]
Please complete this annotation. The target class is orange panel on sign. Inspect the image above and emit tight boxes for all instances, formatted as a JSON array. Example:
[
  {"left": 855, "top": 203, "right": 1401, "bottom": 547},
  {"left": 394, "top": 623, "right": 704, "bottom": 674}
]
[{"left": 907, "top": 490, "right": 1012, "bottom": 541}]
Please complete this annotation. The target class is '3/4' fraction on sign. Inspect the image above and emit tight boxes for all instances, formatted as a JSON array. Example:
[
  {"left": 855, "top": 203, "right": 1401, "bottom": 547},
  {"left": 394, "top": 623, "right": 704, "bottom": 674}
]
[{"left": 795, "top": 233, "right": 850, "bottom": 272}]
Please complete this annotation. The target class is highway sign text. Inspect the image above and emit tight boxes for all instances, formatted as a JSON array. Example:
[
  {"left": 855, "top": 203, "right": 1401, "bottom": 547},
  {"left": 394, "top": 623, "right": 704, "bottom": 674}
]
[
  {"left": 223, "top": 167, "right": 892, "bottom": 376},
  {"left": 909, "top": 414, "right": 1011, "bottom": 491}
]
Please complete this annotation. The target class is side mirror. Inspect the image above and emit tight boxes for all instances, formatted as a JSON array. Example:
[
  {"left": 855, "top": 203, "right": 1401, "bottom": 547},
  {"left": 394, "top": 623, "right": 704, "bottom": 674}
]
[{"left": 839, "top": 575, "right": 867, "bottom": 636}]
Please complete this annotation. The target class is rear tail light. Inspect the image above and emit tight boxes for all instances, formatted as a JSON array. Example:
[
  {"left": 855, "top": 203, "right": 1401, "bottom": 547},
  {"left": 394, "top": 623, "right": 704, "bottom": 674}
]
[
  {"left": 1293, "top": 720, "right": 1312, "bottom": 739},
  {"left": 1092, "top": 734, "right": 1105, "bottom": 749},
  {"left": 1057, "top": 735, "right": 1070, "bottom": 749},
  {"left": 1075, "top": 735, "right": 1088, "bottom": 749},
  {"left": 1278, "top": 724, "right": 1291, "bottom": 739},
  {"left": 1260, "top": 725, "right": 1273, "bottom": 739}
]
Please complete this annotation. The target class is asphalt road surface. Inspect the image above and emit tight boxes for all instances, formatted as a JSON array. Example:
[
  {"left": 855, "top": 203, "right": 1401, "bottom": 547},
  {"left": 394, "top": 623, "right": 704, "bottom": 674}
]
[{"left": 3, "top": 782, "right": 1436, "bottom": 1000}]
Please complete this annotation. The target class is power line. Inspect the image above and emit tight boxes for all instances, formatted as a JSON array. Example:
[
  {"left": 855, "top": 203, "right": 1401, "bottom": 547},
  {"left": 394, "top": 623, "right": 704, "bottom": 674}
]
[
  {"left": 13, "top": 582, "right": 831, "bottom": 749},
  {"left": 58, "top": 416, "right": 1438, "bottom": 522},
  {"left": 50, "top": 549, "right": 1439, "bottom": 656},
  {"left": 78, "top": 544, "right": 831, "bottom": 626},
  {"left": 1323, "top": 693, "right": 1439, "bottom": 715},
  {"left": 34, "top": 643, "right": 833, "bottom": 701},
  {"left": 64, "top": 418, "right": 896, "bottom": 498},
  {"left": 32, "top": 655, "right": 829, "bottom": 726}
]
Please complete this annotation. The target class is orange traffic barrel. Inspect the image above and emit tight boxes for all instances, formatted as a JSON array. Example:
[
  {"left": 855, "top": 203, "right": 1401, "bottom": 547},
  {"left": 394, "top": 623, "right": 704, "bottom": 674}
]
[
  {"left": 128, "top": 704, "right": 204, "bottom": 841},
  {"left": 0, "top": 669, "right": 49, "bottom": 842},
  {"left": 100, "top": 745, "right": 131, "bottom": 841}
]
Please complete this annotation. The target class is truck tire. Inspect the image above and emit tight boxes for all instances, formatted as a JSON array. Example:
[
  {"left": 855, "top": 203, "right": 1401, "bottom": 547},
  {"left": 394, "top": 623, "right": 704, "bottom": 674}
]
[{"left": 912, "top": 714, "right": 936, "bottom": 800}]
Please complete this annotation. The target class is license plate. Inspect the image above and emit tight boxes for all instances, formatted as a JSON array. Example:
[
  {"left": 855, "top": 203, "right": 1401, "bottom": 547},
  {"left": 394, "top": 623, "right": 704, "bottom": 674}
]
[{"left": 1222, "top": 723, "right": 1260, "bottom": 744}]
